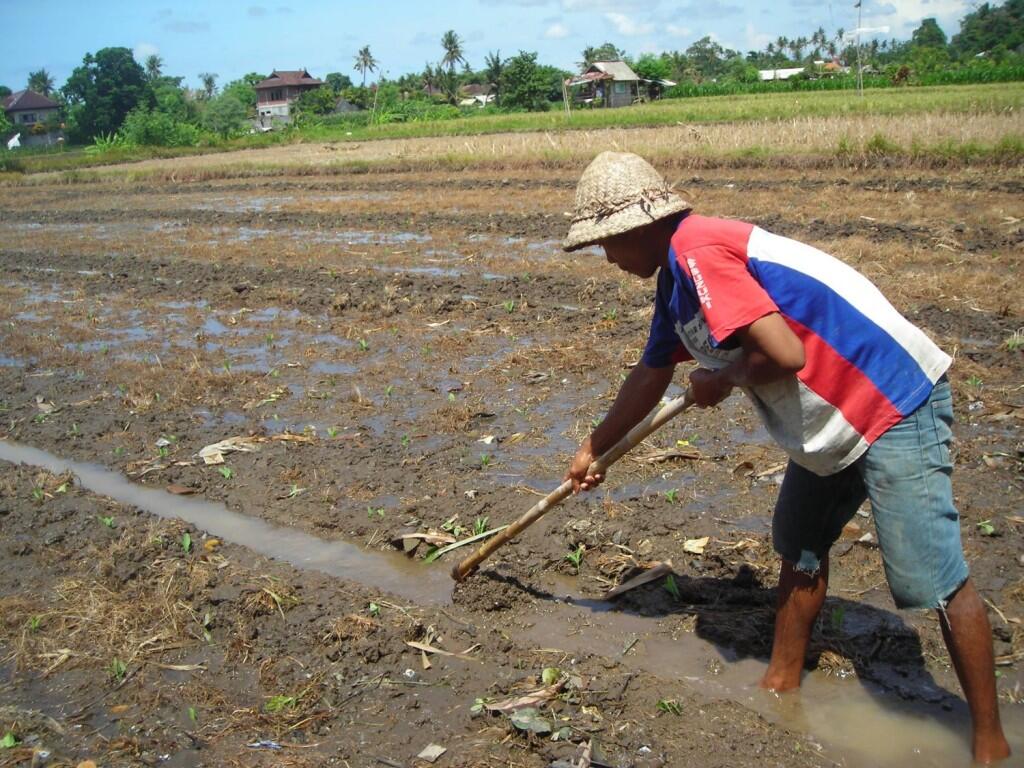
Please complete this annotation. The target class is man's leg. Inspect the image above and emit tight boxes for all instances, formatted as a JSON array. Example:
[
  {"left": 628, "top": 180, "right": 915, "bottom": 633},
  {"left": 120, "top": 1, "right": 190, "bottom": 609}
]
[
  {"left": 760, "top": 555, "right": 829, "bottom": 691},
  {"left": 861, "top": 378, "right": 1009, "bottom": 763},
  {"left": 939, "top": 578, "right": 1009, "bottom": 763}
]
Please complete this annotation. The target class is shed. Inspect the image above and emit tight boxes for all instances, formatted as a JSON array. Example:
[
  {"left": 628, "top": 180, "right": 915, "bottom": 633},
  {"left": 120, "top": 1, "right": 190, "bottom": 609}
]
[{"left": 564, "top": 61, "right": 641, "bottom": 109}]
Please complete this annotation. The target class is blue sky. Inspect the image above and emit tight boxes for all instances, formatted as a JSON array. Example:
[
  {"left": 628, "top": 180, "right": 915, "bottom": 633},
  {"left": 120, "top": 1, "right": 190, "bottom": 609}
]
[{"left": 2, "top": 0, "right": 979, "bottom": 92}]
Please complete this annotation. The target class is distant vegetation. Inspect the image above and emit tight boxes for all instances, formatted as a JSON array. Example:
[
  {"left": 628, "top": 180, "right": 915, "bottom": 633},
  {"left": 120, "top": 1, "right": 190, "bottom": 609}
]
[{"left": 0, "top": 0, "right": 1021, "bottom": 172}]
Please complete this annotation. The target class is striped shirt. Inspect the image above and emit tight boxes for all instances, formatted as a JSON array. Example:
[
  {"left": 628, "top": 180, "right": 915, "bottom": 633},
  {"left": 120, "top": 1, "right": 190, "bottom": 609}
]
[{"left": 642, "top": 214, "right": 951, "bottom": 475}]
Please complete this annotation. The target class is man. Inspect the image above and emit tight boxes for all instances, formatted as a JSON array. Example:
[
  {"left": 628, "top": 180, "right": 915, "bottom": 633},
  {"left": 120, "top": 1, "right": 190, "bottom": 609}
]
[{"left": 562, "top": 151, "right": 1009, "bottom": 763}]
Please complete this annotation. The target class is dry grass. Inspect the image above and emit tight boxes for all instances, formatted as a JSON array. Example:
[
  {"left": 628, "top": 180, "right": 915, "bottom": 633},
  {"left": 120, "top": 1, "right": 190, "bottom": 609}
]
[{"left": 8, "top": 112, "right": 1021, "bottom": 187}]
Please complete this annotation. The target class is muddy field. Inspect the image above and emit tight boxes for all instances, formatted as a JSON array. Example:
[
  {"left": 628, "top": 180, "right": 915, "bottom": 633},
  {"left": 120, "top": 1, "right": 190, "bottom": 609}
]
[{"left": 0, "top": 153, "right": 1022, "bottom": 767}]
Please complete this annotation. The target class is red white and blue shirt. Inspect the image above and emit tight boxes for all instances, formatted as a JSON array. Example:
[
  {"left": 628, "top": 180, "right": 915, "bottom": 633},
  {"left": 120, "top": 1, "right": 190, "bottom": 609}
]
[{"left": 642, "top": 214, "right": 951, "bottom": 476}]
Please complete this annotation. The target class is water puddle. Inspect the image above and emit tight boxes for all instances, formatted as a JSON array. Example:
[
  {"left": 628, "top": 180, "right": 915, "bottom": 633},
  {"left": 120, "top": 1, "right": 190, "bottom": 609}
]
[
  {"left": 525, "top": 581, "right": 1024, "bottom": 767},
  {"left": 0, "top": 440, "right": 453, "bottom": 605}
]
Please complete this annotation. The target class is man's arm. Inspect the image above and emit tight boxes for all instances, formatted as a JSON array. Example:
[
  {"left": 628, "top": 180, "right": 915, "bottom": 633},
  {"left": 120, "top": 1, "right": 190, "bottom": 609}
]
[
  {"left": 566, "top": 360, "right": 675, "bottom": 493},
  {"left": 689, "top": 312, "right": 805, "bottom": 407}
]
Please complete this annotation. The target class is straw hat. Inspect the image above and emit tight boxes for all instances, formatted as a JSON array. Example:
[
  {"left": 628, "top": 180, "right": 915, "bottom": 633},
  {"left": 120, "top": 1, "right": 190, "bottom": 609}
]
[{"left": 562, "top": 151, "right": 690, "bottom": 252}]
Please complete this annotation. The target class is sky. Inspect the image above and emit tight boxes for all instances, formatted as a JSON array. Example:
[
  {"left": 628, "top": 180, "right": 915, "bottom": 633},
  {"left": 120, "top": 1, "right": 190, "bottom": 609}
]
[{"left": 1, "top": 0, "right": 981, "bottom": 92}]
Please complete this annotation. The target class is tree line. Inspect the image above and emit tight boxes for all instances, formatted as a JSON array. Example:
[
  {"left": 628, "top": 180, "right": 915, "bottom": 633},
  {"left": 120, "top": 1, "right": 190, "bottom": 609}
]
[{"left": 1, "top": 1, "right": 1020, "bottom": 148}]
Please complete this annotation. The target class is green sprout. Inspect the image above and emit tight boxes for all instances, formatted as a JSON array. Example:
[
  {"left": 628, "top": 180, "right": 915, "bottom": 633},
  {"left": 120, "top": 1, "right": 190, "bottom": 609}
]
[
  {"left": 1, "top": 732, "right": 18, "bottom": 749},
  {"left": 503, "top": 300, "right": 515, "bottom": 314},
  {"left": 473, "top": 516, "right": 489, "bottom": 536},
  {"left": 385, "top": 384, "right": 394, "bottom": 398},
  {"left": 27, "top": 616, "right": 42, "bottom": 633},
  {"left": 110, "top": 658, "right": 127, "bottom": 681},
  {"left": 602, "top": 308, "right": 618, "bottom": 321},
  {"left": 367, "top": 506, "right": 385, "bottom": 519},
  {"left": 479, "top": 453, "right": 492, "bottom": 468},
  {"left": 664, "top": 574, "right": 681, "bottom": 601},
  {"left": 98, "top": 515, "right": 116, "bottom": 528},
  {"left": 218, "top": 466, "right": 234, "bottom": 480},
  {"left": 31, "top": 487, "right": 44, "bottom": 503},
  {"left": 966, "top": 374, "right": 983, "bottom": 389},
  {"left": 367, "top": 602, "right": 381, "bottom": 617},
  {"left": 664, "top": 489, "right": 679, "bottom": 503},
  {"left": 657, "top": 698, "right": 683, "bottom": 716},
  {"left": 977, "top": 519, "right": 997, "bottom": 536},
  {"left": 830, "top": 606, "right": 846, "bottom": 634},
  {"left": 286, "top": 483, "right": 304, "bottom": 499},
  {"left": 1004, "top": 329, "right": 1024, "bottom": 351},
  {"left": 222, "top": 359, "right": 232, "bottom": 373},
  {"left": 447, "top": 391, "right": 456, "bottom": 402},
  {"left": 265, "top": 695, "right": 296, "bottom": 713},
  {"left": 565, "top": 544, "right": 585, "bottom": 573},
  {"left": 358, "top": 338, "right": 369, "bottom": 352},
  {"left": 188, "top": 706, "right": 198, "bottom": 722},
  {"left": 182, "top": 532, "right": 192, "bottom": 553},
  {"left": 401, "top": 434, "right": 411, "bottom": 448}
]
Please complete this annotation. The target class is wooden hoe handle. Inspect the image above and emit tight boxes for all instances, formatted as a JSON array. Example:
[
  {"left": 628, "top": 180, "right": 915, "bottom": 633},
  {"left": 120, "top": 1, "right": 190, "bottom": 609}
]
[{"left": 450, "top": 390, "right": 695, "bottom": 582}]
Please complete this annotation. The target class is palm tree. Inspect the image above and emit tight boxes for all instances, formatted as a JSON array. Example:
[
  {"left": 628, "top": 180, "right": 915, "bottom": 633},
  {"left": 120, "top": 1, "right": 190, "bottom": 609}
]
[
  {"left": 354, "top": 45, "right": 378, "bottom": 88},
  {"left": 145, "top": 54, "right": 164, "bottom": 81},
  {"left": 775, "top": 36, "right": 789, "bottom": 61},
  {"left": 27, "top": 69, "right": 54, "bottom": 96},
  {"left": 439, "top": 30, "right": 466, "bottom": 105},
  {"left": 199, "top": 72, "right": 217, "bottom": 99},
  {"left": 483, "top": 50, "right": 503, "bottom": 107}
]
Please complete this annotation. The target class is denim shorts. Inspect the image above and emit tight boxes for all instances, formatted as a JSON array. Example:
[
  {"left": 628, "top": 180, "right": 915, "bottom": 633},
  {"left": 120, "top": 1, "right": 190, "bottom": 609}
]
[{"left": 772, "top": 377, "right": 968, "bottom": 610}]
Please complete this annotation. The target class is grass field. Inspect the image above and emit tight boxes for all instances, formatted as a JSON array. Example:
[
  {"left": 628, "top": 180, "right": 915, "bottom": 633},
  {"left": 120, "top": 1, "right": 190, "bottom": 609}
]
[{"left": 6, "top": 82, "right": 1022, "bottom": 177}]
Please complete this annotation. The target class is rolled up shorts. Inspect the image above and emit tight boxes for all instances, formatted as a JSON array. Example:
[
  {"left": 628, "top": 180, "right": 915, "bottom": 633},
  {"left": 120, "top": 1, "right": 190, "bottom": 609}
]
[{"left": 772, "top": 377, "right": 968, "bottom": 610}]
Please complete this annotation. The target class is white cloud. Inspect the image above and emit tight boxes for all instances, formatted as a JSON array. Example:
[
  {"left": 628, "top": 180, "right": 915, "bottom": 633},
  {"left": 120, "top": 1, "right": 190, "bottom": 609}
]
[
  {"left": 605, "top": 11, "right": 653, "bottom": 36},
  {"left": 666, "top": 23, "right": 691, "bottom": 38},
  {"left": 862, "top": 0, "right": 969, "bottom": 35},
  {"left": 544, "top": 22, "right": 570, "bottom": 39},
  {"left": 133, "top": 42, "right": 160, "bottom": 62},
  {"left": 744, "top": 22, "right": 772, "bottom": 51}
]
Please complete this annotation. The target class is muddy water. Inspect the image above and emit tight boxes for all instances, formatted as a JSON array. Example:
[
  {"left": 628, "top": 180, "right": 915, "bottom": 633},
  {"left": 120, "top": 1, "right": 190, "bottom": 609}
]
[
  {"left": 526, "top": 582, "right": 1024, "bottom": 768},
  {"left": 0, "top": 439, "right": 454, "bottom": 605},
  {"left": 3, "top": 438, "right": 1022, "bottom": 765}
]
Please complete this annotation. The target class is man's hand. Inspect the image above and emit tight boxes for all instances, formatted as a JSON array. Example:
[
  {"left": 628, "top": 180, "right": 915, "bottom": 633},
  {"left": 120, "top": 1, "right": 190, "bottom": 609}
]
[
  {"left": 566, "top": 437, "right": 605, "bottom": 494},
  {"left": 689, "top": 367, "right": 733, "bottom": 408}
]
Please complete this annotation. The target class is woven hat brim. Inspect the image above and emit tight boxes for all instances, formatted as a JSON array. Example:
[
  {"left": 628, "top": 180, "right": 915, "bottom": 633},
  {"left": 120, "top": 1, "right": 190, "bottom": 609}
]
[{"left": 562, "top": 196, "right": 691, "bottom": 252}]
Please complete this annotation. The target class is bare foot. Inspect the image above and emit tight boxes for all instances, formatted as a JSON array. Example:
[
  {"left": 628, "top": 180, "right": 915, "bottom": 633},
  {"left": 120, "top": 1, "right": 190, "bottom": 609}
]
[{"left": 973, "top": 736, "right": 1010, "bottom": 765}]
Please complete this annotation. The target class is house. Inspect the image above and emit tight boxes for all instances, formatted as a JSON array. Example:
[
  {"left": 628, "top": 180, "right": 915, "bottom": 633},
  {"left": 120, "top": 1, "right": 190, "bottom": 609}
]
[
  {"left": 458, "top": 83, "right": 494, "bottom": 108},
  {"left": 3, "top": 90, "right": 60, "bottom": 128},
  {"left": 564, "top": 61, "right": 641, "bottom": 109},
  {"left": 757, "top": 67, "right": 807, "bottom": 81},
  {"left": 2, "top": 90, "right": 63, "bottom": 147},
  {"left": 254, "top": 69, "right": 323, "bottom": 121}
]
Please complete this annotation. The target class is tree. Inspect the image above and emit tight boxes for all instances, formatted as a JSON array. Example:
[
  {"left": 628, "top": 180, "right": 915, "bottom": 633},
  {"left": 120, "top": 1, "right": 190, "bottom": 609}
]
[
  {"left": 951, "top": 1, "right": 1024, "bottom": 58},
  {"left": 483, "top": 50, "right": 504, "bottom": 106},
  {"left": 198, "top": 72, "right": 218, "bottom": 99},
  {"left": 911, "top": 18, "right": 948, "bottom": 49},
  {"left": 578, "top": 42, "right": 625, "bottom": 70},
  {"left": 201, "top": 93, "right": 247, "bottom": 137},
  {"left": 145, "top": 54, "right": 163, "bottom": 80},
  {"left": 0, "top": 85, "right": 11, "bottom": 99},
  {"left": 293, "top": 86, "right": 338, "bottom": 118},
  {"left": 324, "top": 72, "right": 353, "bottom": 92},
  {"left": 439, "top": 30, "right": 466, "bottom": 105},
  {"left": 63, "top": 47, "right": 152, "bottom": 142},
  {"left": 354, "top": 45, "right": 378, "bottom": 87},
  {"left": 221, "top": 73, "right": 264, "bottom": 114},
  {"left": 686, "top": 36, "right": 729, "bottom": 80},
  {"left": 0, "top": 110, "right": 12, "bottom": 138},
  {"left": 500, "top": 50, "right": 550, "bottom": 111},
  {"left": 27, "top": 68, "right": 55, "bottom": 96}
]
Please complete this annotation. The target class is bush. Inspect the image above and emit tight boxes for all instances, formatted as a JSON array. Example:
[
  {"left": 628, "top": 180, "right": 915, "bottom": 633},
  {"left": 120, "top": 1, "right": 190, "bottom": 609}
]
[{"left": 119, "top": 107, "right": 202, "bottom": 147}]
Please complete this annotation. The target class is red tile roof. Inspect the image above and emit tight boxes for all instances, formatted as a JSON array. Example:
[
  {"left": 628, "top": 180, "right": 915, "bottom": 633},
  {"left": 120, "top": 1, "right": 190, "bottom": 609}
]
[
  {"left": 254, "top": 70, "right": 323, "bottom": 90},
  {"left": 2, "top": 90, "right": 60, "bottom": 112}
]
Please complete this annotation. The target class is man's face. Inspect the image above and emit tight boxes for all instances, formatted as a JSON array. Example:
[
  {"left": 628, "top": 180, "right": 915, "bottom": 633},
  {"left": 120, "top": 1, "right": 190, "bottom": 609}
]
[{"left": 601, "top": 229, "right": 659, "bottom": 278}]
